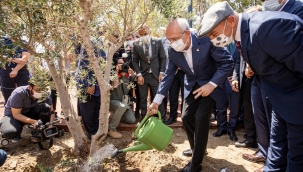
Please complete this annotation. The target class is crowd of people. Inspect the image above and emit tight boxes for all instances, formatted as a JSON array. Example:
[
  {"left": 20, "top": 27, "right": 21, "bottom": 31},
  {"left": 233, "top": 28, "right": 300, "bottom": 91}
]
[{"left": 0, "top": 0, "right": 302, "bottom": 171}]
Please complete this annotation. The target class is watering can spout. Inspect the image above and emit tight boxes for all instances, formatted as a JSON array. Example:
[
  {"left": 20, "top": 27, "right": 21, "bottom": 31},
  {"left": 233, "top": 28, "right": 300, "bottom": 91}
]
[{"left": 122, "top": 142, "right": 153, "bottom": 152}]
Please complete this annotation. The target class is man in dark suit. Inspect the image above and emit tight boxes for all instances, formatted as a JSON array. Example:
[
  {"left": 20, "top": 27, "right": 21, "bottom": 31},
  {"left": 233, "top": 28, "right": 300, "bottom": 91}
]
[
  {"left": 213, "top": 41, "right": 239, "bottom": 142},
  {"left": 241, "top": 1, "right": 303, "bottom": 171},
  {"left": 198, "top": 1, "right": 303, "bottom": 171},
  {"left": 148, "top": 18, "right": 233, "bottom": 171},
  {"left": 132, "top": 26, "right": 166, "bottom": 120}
]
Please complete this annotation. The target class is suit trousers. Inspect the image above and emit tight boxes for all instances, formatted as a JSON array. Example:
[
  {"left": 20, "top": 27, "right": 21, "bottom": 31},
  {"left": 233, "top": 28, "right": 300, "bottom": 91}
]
[
  {"left": 0, "top": 68, "right": 29, "bottom": 103},
  {"left": 241, "top": 76, "right": 256, "bottom": 142},
  {"left": 138, "top": 73, "right": 165, "bottom": 118},
  {"left": 217, "top": 90, "right": 240, "bottom": 131},
  {"left": 79, "top": 95, "right": 100, "bottom": 139},
  {"left": 265, "top": 111, "right": 303, "bottom": 172},
  {"left": 251, "top": 80, "right": 272, "bottom": 159},
  {"left": 182, "top": 83, "right": 215, "bottom": 164},
  {"left": 169, "top": 70, "right": 185, "bottom": 119},
  {"left": 0, "top": 103, "right": 51, "bottom": 139}
]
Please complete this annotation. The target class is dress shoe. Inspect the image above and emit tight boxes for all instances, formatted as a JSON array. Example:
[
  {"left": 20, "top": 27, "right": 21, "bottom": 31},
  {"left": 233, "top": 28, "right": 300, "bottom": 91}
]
[
  {"left": 242, "top": 153, "right": 266, "bottom": 163},
  {"left": 219, "top": 167, "right": 230, "bottom": 172},
  {"left": 254, "top": 166, "right": 264, "bottom": 172},
  {"left": 180, "top": 162, "right": 202, "bottom": 172},
  {"left": 165, "top": 117, "right": 177, "bottom": 125},
  {"left": 228, "top": 131, "right": 238, "bottom": 141},
  {"left": 213, "top": 129, "right": 227, "bottom": 137},
  {"left": 182, "top": 149, "right": 208, "bottom": 157},
  {"left": 235, "top": 140, "right": 258, "bottom": 148},
  {"left": 182, "top": 149, "right": 192, "bottom": 157}
]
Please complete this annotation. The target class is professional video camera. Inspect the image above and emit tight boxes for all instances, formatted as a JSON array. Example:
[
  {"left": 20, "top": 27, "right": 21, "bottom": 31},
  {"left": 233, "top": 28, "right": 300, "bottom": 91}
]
[{"left": 0, "top": 119, "right": 64, "bottom": 150}]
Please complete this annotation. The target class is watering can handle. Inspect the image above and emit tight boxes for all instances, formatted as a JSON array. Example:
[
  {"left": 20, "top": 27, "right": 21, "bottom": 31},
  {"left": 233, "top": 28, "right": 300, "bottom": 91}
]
[{"left": 135, "top": 111, "right": 162, "bottom": 137}]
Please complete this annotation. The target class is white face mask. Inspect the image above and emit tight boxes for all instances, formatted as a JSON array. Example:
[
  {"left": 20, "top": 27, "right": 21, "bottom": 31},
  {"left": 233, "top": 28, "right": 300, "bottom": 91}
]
[
  {"left": 211, "top": 20, "right": 233, "bottom": 47},
  {"left": 32, "top": 91, "right": 42, "bottom": 99},
  {"left": 140, "top": 35, "right": 150, "bottom": 42},
  {"left": 262, "top": 0, "right": 284, "bottom": 11},
  {"left": 171, "top": 33, "right": 188, "bottom": 52}
]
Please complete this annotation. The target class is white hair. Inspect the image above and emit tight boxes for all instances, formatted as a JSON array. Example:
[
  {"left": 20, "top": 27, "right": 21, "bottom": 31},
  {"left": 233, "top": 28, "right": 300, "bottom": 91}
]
[{"left": 172, "top": 18, "right": 190, "bottom": 32}]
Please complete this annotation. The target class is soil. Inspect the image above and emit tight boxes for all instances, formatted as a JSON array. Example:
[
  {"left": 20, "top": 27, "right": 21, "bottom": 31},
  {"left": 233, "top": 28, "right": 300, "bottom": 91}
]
[{"left": 0, "top": 127, "right": 263, "bottom": 172}]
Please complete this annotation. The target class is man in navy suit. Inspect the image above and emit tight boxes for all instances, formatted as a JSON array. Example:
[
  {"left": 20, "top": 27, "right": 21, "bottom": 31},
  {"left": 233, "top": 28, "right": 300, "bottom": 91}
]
[
  {"left": 242, "top": 1, "right": 303, "bottom": 171},
  {"left": 148, "top": 18, "right": 233, "bottom": 171},
  {"left": 198, "top": 1, "right": 303, "bottom": 171}
]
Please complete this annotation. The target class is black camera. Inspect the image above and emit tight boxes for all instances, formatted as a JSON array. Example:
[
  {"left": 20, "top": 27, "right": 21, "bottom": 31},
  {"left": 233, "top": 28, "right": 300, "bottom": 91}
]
[{"left": 121, "top": 62, "right": 129, "bottom": 73}]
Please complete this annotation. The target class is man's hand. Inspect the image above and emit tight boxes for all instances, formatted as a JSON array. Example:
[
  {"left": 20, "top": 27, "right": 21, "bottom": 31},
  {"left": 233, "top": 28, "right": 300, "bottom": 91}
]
[
  {"left": 193, "top": 83, "right": 216, "bottom": 99},
  {"left": 137, "top": 75, "right": 144, "bottom": 85},
  {"left": 87, "top": 86, "right": 95, "bottom": 95},
  {"left": 10, "top": 70, "right": 18, "bottom": 78},
  {"left": 33, "top": 120, "right": 41, "bottom": 129},
  {"left": 231, "top": 80, "right": 239, "bottom": 92},
  {"left": 128, "top": 68, "right": 135, "bottom": 76},
  {"left": 245, "top": 63, "right": 254, "bottom": 79},
  {"left": 158, "top": 73, "right": 164, "bottom": 82},
  {"left": 147, "top": 102, "right": 159, "bottom": 115}
]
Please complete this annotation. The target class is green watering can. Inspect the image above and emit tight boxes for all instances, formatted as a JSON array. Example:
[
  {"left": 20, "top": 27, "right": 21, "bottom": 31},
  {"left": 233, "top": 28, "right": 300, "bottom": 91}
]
[{"left": 111, "top": 111, "right": 173, "bottom": 158}]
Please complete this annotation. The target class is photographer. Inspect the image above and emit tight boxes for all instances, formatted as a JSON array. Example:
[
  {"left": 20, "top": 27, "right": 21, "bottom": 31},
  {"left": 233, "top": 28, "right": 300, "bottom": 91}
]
[
  {"left": 0, "top": 83, "right": 54, "bottom": 142},
  {"left": 108, "top": 58, "right": 136, "bottom": 139}
]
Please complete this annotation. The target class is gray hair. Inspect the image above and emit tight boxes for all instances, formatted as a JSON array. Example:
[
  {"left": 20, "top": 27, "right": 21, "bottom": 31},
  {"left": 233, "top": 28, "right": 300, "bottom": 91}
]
[{"left": 170, "top": 18, "right": 190, "bottom": 32}]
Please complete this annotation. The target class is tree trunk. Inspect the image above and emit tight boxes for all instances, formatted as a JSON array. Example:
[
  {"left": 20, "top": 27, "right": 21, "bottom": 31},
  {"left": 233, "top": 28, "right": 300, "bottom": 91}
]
[{"left": 45, "top": 59, "right": 89, "bottom": 159}]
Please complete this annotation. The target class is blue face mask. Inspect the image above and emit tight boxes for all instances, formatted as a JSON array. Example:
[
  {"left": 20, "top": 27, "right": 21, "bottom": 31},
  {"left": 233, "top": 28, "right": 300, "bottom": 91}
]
[{"left": 262, "top": 0, "right": 285, "bottom": 11}]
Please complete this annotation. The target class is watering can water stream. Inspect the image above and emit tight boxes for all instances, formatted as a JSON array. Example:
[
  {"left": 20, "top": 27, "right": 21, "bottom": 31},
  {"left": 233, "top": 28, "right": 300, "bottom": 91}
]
[{"left": 111, "top": 111, "right": 173, "bottom": 158}]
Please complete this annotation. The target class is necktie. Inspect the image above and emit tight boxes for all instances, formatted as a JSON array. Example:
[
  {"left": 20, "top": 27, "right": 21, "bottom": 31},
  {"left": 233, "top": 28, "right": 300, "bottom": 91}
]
[
  {"left": 235, "top": 41, "right": 244, "bottom": 58},
  {"left": 144, "top": 43, "right": 149, "bottom": 58}
]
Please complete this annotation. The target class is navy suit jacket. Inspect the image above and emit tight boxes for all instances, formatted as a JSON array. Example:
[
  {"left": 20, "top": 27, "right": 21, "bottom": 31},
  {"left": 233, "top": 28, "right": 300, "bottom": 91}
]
[
  {"left": 282, "top": 0, "right": 303, "bottom": 19},
  {"left": 157, "top": 34, "right": 233, "bottom": 107},
  {"left": 240, "top": 12, "right": 303, "bottom": 125}
]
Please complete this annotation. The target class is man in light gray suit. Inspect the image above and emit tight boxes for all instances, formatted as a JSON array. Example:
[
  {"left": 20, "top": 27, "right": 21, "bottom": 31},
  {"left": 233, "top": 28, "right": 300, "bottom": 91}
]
[{"left": 132, "top": 26, "right": 166, "bottom": 120}]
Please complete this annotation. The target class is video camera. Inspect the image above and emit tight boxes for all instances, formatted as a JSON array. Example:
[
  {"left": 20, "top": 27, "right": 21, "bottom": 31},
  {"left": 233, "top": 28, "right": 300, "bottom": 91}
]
[{"left": 0, "top": 119, "right": 64, "bottom": 150}]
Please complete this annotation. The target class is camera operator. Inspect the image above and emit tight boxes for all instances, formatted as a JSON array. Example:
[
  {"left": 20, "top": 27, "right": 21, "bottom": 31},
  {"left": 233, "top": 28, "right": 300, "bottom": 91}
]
[
  {"left": 0, "top": 83, "right": 55, "bottom": 142},
  {"left": 108, "top": 58, "right": 136, "bottom": 139}
]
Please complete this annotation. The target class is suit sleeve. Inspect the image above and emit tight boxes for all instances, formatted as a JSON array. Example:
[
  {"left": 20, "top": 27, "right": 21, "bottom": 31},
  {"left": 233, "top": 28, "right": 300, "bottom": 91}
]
[
  {"left": 209, "top": 46, "right": 234, "bottom": 88},
  {"left": 257, "top": 19, "right": 303, "bottom": 78},
  {"left": 132, "top": 46, "right": 141, "bottom": 74},
  {"left": 158, "top": 40, "right": 166, "bottom": 73},
  {"left": 156, "top": 51, "right": 178, "bottom": 97}
]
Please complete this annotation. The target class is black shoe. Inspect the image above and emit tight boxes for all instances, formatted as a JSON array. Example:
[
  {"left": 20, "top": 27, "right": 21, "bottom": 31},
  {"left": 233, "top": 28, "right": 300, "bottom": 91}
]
[
  {"left": 235, "top": 140, "right": 258, "bottom": 148},
  {"left": 165, "top": 117, "right": 177, "bottom": 125},
  {"left": 135, "top": 111, "right": 141, "bottom": 119},
  {"left": 243, "top": 134, "right": 248, "bottom": 139},
  {"left": 213, "top": 129, "right": 227, "bottom": 137},
  {"left": 180, "top": 162, "right": 202, "bottom": 172},
  {"left": 228, "top": 131, "right": 238, "bottom": 141},
  {"left": 182, "top": 149, "right": 192, "bottom": 157}
]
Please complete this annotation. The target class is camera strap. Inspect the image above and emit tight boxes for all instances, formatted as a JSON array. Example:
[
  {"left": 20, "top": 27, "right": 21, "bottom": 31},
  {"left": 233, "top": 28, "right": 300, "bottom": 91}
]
[{"left": 38, "top": 136, "right": 54, "bottom": 150}]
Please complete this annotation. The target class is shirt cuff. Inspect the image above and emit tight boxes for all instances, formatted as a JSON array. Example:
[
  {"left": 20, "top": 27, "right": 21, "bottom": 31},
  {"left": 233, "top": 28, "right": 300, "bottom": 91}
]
[
  {"left": 209, "top": 81, "right": 218, "bottom": 88},
  {"left": 137, "top": 73, "right": 142, "bottom": 76},
  {"left": 153, "top": 94, "right": 165, "bottom": 105},
  {"left": 160, "top": 72, "right": 164, "bottom": 74}
]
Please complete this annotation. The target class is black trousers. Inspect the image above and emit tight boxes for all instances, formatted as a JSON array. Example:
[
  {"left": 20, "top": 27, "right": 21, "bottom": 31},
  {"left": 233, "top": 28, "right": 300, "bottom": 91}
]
[
  {"left": 0, "top": 103, "right": 51, "bottom": 139},
  {"left": 138, "top": 73, "right": 165, "bottom": 119},
  {"left": 79, "top": 95, "right": 100, "bottom": 138},
  {"left": 169, "top": 70, "right": 185, "bottom": 119},
  {"left": 182, "top": 83, "right": 215, "bottom": 164},
  {"left": 240, "top": 76, "right": 256, "bottom": 142},
  {"left": 0, "top": 68, "right": 29, "bottom": 103},
  {"left": 50, "top": 89, "right": 57, "bottom": 111}
]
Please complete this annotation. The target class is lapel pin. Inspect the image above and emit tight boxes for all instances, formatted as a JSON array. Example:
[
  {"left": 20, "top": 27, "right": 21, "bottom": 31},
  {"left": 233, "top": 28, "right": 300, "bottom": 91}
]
[{"left": 196, "top": 48, "right": 199, "bottom": 52}]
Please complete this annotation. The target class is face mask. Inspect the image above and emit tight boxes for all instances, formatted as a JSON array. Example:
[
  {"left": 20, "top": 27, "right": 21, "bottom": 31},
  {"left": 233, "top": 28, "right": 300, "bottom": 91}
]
[
  {"left": 140, "top": 35, "right": 150, "bottom": 42},
  {"left": 32, "top": 91, "right": 42, "bottom": 99},
  {"left": 262, "top": 0, "right": 284, "bottom": 11},
  {"left": 171, "top": 33, "right": 188, "bottom": 52},
  {"left": 211, "top": 20, "right": 233, "bottom": 47}
]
